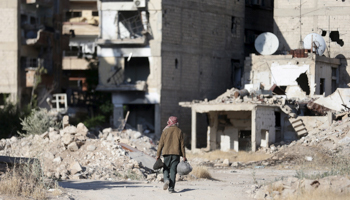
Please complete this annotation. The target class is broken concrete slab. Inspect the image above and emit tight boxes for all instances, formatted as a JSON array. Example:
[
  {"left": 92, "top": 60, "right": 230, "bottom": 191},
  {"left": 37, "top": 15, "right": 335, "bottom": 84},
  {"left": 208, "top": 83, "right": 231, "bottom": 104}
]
[
  {"left": 69, "top": 161, "right": 82, "bottom": 175},
  {"left": 312, "top": 88, "right": 350, "bottom": 112}
]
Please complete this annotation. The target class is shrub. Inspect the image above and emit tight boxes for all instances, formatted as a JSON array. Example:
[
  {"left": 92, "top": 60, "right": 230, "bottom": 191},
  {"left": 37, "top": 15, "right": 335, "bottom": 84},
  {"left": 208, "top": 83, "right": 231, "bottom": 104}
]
[
  {"left": 0, "top": 101, "right": 30, "bottom": 139},
  {"left": 20, "top": 108, "right": 61, "bottom": 136},
  {"left": 190, "top": 166, "right": 212, "bottom": 179}
]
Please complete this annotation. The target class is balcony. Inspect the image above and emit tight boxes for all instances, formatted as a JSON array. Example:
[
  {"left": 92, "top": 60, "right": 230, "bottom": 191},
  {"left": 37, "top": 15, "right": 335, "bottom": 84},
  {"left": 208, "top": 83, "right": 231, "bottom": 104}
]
[
  {"left": 96, "top": 81, "right": 147, "bottom": 92},
  {"left": 24, "top": 29, "right": 54, "bottom": 47},
  {"left": 99, "top": 10, "right": 150, "bottom": 46},
  {"left": 26, "top": 0, "right": 53, "bottom": 7}
]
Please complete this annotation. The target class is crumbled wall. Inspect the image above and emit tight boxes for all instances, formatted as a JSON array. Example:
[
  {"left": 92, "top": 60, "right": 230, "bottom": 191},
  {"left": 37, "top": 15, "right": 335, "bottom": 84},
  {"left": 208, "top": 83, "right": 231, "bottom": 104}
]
[{"left": 274, "top": 0, "right": 350, "bottom": 87}]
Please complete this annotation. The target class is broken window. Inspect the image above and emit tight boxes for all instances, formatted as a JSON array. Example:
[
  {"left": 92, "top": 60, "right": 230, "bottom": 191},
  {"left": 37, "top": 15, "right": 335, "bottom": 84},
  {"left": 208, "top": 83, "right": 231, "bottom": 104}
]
[
  {"left": 329, "top": 31, "right": 344, "bottom": 47},
  {"left": 118, "top": 11, "right": 147, "bottom": 39},
  {"left": 124, "top": 57, "right": 150, "bottom": 84},
  {"left": 320, "top": 78, "right": 325, "bottom": 94},
  {"left": 296, "top": 72, "right": 310, "bottom": 95}
]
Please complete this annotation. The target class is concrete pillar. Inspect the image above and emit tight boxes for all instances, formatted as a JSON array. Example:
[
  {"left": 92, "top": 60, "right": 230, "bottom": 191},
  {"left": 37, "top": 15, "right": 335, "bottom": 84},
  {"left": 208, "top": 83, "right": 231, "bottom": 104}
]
[
  {"left": 209, "top": 112, "right": 218, "bottom": 150},
  {"left": 191, "top": 108, "right": 197, "bottom": 152},
  {"left": 251, "top": 107, "right": 257, "bottom": 152},
  {"left": 233, "top": 129, "right": 239, "bottom": 152},
  {"left": 113, "top": 104, "right": 124, "bottom": 128},
  {"left": 155, "top": 104, "right": 161, "bottom": 137}
]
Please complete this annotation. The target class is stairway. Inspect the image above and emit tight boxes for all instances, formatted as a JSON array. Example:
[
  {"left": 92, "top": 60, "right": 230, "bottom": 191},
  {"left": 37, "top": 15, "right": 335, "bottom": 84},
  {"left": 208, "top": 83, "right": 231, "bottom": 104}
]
[{"left": 289, "top": 118, "right": 308, "bottom": 137}]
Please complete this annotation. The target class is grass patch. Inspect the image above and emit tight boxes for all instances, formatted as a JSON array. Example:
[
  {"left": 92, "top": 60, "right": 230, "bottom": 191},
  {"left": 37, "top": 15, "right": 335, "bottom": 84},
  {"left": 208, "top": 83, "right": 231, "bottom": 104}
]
[
  {"left": 0, "top": 159, "right": 61, "bottom": 200},
  {"left": 295, "top": 155, "right": 350, "bottom": 180},
  {"left": 187, "top": 150, "right": 271, "bottom": 163},
  {"left": 190, "top": 166, "right": 212, "bottom": 179}
]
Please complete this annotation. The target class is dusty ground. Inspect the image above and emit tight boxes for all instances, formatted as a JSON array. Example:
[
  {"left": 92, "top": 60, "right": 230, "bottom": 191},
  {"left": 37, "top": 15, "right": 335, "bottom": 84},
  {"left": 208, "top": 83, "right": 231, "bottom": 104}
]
[{"left": 49, "top": 168, "right": 296, "bottom": 200}]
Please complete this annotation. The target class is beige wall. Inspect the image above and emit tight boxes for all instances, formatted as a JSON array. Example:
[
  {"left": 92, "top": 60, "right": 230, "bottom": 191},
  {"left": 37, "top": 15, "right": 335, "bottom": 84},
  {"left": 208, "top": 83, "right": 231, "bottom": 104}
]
[
  {"left": 274, "top": 0, "right": 350, "bottom": 87},
  {"left": 0, "top": 0, "right": 19, "bottom": 102}
]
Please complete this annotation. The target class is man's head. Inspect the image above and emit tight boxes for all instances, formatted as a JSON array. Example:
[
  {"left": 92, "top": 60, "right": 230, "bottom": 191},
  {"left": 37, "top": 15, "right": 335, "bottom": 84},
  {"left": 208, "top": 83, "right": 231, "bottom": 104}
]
[{"left": 167, "top": 116, "right": 178, "bottom": 127}]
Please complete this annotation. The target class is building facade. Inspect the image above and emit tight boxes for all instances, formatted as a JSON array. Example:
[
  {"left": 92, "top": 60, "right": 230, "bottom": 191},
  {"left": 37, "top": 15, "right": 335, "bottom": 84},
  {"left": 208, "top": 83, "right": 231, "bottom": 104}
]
[
  {"left": 96, "top": 0, "right": 246, "bottom": 138},
  {"left": 62, "top": 0, "right": 99, "bottom": 107},
  {"left": 0, "top": 0, "right": 69, "bottom": 107},
  {"left": 274, "top": 0, "right": 350, "bottom": 88}
]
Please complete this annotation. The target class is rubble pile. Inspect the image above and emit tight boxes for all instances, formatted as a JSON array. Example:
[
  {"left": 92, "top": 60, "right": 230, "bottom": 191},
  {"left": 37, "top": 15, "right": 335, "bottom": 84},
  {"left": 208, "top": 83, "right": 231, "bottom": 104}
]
[
  {"left": 0, "top": 121, "right": 159, "bottom": 181},
  {"left": 249, "top": 175, "right": 350, "bottom": 199}
]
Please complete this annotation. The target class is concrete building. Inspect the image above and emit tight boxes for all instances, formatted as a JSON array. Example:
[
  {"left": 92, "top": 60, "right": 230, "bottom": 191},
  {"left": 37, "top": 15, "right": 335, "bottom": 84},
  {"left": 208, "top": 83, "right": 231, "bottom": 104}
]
[
  {"left": 96, "top": 0, "right": 246, "bottom": 137},
  {"left": 273, "top": 0, "right": 350, "bottom": 88},
  {"left": 62, "top": 0, "right": 99, "bottom": 106},
  {"left": 0, "top": 0, "right": 69, "bottom": 107},
  {"left": 243, "top": 53, "right": 341, "bottom": 99}
]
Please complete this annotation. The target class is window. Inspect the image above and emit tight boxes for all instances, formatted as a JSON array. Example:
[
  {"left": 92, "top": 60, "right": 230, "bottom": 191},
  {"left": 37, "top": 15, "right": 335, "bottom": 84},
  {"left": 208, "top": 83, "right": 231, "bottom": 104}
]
[
  {"left": 332, "top": 67, "right": 337, "bottom": 77},
  {"left": 21, "top": 57, "right": 39, "bottom": 68},
  {"left": 21, "top": 14, "right": 28, "bottom": 25},
  {"left": 231, "top": 17, "right": 237, "bottom": 34},
  {"left": 30, "top": 16, "right": 36, "bottom": 25},
  {"left": 65, "top": 11, "right": 82, "bottom": 21},
  {"left": 92, "top": 11, "right": 99, "bottom": 17}
]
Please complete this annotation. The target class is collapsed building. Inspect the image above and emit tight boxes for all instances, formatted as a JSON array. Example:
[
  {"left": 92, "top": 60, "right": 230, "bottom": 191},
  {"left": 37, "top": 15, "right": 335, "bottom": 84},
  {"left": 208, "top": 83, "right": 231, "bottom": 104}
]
[{"left": 180, "top": 51, "right": 349, "bottom": 153}]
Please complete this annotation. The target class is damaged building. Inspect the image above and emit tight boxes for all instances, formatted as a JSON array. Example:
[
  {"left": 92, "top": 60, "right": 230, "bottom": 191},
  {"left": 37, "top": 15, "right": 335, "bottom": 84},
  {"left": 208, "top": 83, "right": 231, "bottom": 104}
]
[
  {"left": 180, "top": 47, "right": 344, "bottom": 152},
  {"left": 95, "top": 0, "right": 246, "bottom": 136},
  {"left": 0, "top": 0, "right": 69, "bottom": 108},
  {"left": 273, "top": 0, "right": 350, "bottom": 88},
  {"left": 62, "top": 0, "right": 99, "bottom": 107}
]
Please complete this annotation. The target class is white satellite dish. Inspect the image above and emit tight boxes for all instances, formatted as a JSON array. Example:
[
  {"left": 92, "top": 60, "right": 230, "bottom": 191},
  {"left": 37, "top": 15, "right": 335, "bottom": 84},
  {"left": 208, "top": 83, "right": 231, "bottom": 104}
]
[
  {"left": 303, "top": 33, "right": 326, "bottom": 56},
  {"left": 254, "top": 32, "right": 279, "bottom": 55}
]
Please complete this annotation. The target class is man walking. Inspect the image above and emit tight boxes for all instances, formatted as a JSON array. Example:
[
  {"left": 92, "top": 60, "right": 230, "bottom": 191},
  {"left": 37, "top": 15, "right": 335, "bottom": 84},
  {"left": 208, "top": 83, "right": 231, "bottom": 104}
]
[{"left": 156, "top": 116, "right": 186, "bottom": 193}]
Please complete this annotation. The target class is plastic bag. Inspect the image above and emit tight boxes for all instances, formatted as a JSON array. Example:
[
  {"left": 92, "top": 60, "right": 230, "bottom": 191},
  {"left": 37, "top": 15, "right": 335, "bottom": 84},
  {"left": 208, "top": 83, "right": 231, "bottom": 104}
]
[
  {"left": 153, "top": 159, "right": 164, "bottom": 170},
  {"left": 177, "top": 161, "right": 192, "bottom": 175}
]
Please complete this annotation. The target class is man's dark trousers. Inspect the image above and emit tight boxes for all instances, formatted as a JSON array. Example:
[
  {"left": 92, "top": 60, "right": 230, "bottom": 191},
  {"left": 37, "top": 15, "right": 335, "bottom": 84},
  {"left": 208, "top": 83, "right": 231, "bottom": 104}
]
[{"left": 163, "top": 155, "right": 180, "bottom": 191}]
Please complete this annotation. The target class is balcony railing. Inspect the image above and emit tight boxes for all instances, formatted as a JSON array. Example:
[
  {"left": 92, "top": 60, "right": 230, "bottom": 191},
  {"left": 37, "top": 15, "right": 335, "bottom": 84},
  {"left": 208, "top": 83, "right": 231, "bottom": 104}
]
[{"left": 96, "top": 81, "right": 147, "bottom": 92}]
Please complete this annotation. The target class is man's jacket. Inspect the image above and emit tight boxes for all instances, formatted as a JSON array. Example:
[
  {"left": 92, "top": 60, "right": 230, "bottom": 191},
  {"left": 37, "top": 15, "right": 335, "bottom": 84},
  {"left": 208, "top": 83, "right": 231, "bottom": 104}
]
[{"left": 156, "top": 125, "right": 186, "bottom": 158}]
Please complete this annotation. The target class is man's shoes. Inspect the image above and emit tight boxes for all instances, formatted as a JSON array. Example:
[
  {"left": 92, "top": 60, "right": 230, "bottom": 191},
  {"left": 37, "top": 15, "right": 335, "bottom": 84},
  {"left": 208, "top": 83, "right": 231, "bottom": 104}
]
[
  {"left": 163, "top": 180, "right": 170, "bottom": 190},
  {"left": 168, "top": 190, "right": 175, "bottom": 194}
]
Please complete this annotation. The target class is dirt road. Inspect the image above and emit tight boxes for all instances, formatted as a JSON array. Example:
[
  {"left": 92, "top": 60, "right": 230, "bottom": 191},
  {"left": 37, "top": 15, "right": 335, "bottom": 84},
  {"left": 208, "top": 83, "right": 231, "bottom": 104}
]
[{"left": 57, "top": 169, "right": 296, "bottom": 200}]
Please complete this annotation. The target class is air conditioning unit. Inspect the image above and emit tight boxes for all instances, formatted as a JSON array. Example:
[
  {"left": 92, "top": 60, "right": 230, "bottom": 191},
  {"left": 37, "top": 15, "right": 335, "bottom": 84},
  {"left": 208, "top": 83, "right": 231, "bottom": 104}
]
[{"left": 133, "top": 0, "right": 146, "bottom": 8}]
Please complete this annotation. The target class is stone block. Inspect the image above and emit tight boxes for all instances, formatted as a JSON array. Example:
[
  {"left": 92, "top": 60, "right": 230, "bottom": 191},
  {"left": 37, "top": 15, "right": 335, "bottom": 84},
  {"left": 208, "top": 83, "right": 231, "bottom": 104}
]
[
  {"left": 76, "top": 123, "right": 88, "bottom": 136},
  {"left": 62, "top": 115, "right": 69, "bottom": 129},
  {"left": 87, "top": 145, "right": 96, "bottom": 152},
  {"left": 63, "top": 126, "right": 77, "bottom": 135},
  {"left": 68, "top": 142, "right": 79, "bottom": 152},
  {"left": 69, "top": 161, "right": 82, "bottom": 175},
  {"left": 62, "top": 134, "right": 74, "bottom": 145},
  {"left": 49, "top": 131, "right": 61, "bottom": 141}
]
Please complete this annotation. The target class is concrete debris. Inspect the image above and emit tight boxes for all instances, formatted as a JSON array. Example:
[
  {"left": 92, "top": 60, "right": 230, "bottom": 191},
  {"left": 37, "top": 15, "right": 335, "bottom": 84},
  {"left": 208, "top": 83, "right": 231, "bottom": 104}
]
[{"left": 0, "top": 118, "right": 159, "bottom": 181}]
